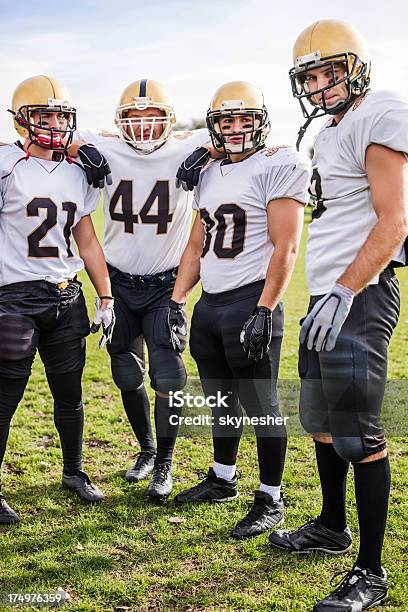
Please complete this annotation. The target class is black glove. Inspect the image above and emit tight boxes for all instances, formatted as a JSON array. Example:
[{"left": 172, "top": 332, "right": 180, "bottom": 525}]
[
  {"left": 167, "top": 300, "right": 187, "bottom": 352},
  {"left": 77, "top": 143, "right": 113, "bottom": 189},
  {"left": 175, "top": 146, "right": 211, "bottom": 191},
  {"left": 240, "top": 306, "right": 272, "bottom": 362}
]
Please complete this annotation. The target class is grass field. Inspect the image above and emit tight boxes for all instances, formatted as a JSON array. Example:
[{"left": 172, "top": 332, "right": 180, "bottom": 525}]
[{"left": 0, "top": 206, "right": 407, "bottom": 611}]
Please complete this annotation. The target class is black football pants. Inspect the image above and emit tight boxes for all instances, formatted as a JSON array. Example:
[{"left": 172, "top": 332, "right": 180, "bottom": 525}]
[
  {"left": 190, "top": 280, "right": 287, "bottom": 486},
  {"left": 107, "top": 265, "right": 187, "bottom": 463},
  {"left": 0, "top": 280, "right": 89, "bottom": 485}
]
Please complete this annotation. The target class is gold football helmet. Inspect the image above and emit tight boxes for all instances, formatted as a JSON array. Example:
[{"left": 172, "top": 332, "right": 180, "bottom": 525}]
[
  {"left": 10, "top": 75, "right": 76, "bottom": 150},
  {"left": 206, "top": 81, "right": 270, "bottom": 155},
  {"left": 115, "top": 79, "right": 176, "bottom": 153},
  {"left": 290, "top": 19, "right": 371, "bottom": 119}
]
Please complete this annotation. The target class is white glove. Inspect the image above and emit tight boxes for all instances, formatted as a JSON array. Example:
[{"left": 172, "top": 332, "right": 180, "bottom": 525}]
[
  {"left": 91, "top": 297, "right": 115, "bottom": 348},
  {"left": 300, "top": 283, "right": 355, "bottom": 352}
]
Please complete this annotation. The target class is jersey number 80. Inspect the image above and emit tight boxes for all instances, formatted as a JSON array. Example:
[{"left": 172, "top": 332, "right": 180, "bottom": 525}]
[{"left": 200, "top": 204, "right": 246, "bottom": 259}]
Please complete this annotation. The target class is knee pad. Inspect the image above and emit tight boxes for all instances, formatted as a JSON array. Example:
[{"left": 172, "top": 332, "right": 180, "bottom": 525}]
[
  {"left": 299, "top": 404, "right": 317, "bottom": 434},
  {"left": 150, "top": 353, "right": 187, "bottom": 394},
  {"left": 332, "top": 436, "right": 365, "bottom": 463},
  {"left": 110, "top": 353, "right": 145, "bottom": 391},
  {"left": 299, "top": 379, "right": 329, "bottom": 434}
]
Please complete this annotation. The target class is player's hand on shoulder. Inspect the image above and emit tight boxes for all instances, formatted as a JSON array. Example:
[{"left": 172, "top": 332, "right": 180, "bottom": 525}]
[
  {"left": 77, "top": 143, "right": 113, "bottom": 189},
  {"left": 299, "top": 284, "right": 355, "bottom": 352},
  {"left": 240, "top": 306, "right": 273, "bottom": 362},
  {"left": 91, "top": 296, "right": 116, "bottom": 348},
  {"left": 175, "top": 146, "right": 211, "bottom": 192}
]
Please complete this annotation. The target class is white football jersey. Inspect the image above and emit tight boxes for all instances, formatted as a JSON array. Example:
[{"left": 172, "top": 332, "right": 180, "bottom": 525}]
[
  {"left": 75, "top": 128, "right": 209, "bottom": 275},
  {"left": 0, "top": 143, "right": 99, "bottom": 287},
  {"left": 307, "top": 90, "right": 408, "bottom": 295},
  {"left": 193, "top": 147, "right": 311, "bottom": 293}
]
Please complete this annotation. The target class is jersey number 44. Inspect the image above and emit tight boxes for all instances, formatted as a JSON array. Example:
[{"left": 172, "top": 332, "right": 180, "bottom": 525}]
[{"left": 109, "top": 179, "right": 172, "bottom": 235}]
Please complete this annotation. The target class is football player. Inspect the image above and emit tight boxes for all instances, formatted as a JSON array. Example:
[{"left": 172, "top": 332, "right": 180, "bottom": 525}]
[
  {"left": 0, "top": 75, "right": 115, "bottom": 525},
  {"left": 73, "top": 79, "right": 211, "bottom": 502},
  {"left": 268, "top": 20, "right": 408, "bottom": 611},
  {"left": 170, "top": 82, "right": 311, "bottom": 537}
]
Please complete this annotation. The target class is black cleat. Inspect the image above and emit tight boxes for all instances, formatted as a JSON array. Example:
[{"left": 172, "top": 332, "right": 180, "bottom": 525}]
[
  {"left": 231, "top": 491, "right": 284, "bottom": 539},
  {"left": 147, "top": 461, "right": 173, "bottom": 503},
  {"left": 269, "top": 516, "right": 352, "bottom": 554},
  {"left": 0, "top": 494, "right": 19, "bottom": 525},
  {"left": 62, "top": 470, "right": 104, "bottom": 503},
  {"left": 125, "top": 451, "right": 156, "bottom": 482},
  {"left": 174, "top": 468, "right": 238, "bottom": 504},
  {"left": 313, "top": 565, "right": 388, "bottom": 611}
]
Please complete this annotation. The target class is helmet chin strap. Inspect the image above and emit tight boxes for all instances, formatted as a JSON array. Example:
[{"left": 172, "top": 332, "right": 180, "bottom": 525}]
[
  {"left": 325, "top": 94, "right": 356, "bottom": 116},
  {"left": 296, "top": 92, "right": 358, "bottom": 151},
  {"left": 296, "top": 108, "right": 319, "bottom": 151}
]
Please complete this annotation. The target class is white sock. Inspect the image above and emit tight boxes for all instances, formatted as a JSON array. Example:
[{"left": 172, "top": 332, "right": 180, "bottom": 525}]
[
  {"left": 259, "top": 482, "right": 281, "bottom": 501},
  {"left": 213, "top": 462, "right": 236, "bottom": 481}
]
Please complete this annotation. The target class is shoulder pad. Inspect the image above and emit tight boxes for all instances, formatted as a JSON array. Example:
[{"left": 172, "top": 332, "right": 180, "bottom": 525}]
[
  {"left": 352, "top": 92, "right": 369, "bottom": 111},
  {"left": 262, "top": 145, "right": 291, "bottom": 157},
  {"left": 352, "top": 89, "right": 408, "bottom": 115},
  {"left": 173, "top": 131, "right": 194, "bottom": 140},
  {"left": 98, "top": 130, "right": 119, "bottom": 138}
]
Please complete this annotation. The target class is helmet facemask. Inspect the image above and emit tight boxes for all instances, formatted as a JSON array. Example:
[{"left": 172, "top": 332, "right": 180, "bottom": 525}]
[
  {"left": 206, "top": 104, "right": 270, "bottom": 156},
  {"left": 115, "top": 98, "right": 175, "bottom": 154},
  {"left": 290, "top": 51, "right": 370, "bottom": 119},
  {"left": 12, "top": 102, "right": 76, "bottom": 151}
]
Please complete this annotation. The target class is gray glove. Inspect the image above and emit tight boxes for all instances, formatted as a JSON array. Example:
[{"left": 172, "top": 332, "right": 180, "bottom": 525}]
[
  {"left": 300, "top": 284, "right": 355, "bottom": 352},
  {"left": 90, "top": 297, "right": 116, "bottom": 348}
]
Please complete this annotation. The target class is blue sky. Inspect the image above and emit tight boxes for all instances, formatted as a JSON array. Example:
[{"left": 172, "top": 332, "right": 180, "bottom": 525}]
[{"left": 1, "top": 0, "right": 407, "bottom": 150}]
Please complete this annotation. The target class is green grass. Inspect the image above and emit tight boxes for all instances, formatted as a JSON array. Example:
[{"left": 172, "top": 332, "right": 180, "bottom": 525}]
[{"left": 0, "top": 206, "right": 407, "bottom": 611}]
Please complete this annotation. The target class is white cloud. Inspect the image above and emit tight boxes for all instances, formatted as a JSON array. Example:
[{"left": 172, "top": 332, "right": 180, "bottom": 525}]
[{"left": 1, "top": 0, "right": 407, "bottom": 151}]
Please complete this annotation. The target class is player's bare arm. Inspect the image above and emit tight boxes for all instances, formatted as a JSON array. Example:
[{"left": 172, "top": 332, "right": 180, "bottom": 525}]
[
  {"left": 206, "top": 143, "right": 224, "bottom": 159},
  {"left": 72, "top": 215, "right": 112, "bottom": 306},
  {"left": 171, "top": 213, "right": 204, "bottom": 304},
  {"left": 159, "top": 205, "right": 205, "bottom": 356},
  {"left": 337, "top": 144, "right": 408, "bottom": 293},
  {"left": 257, "top": 198, "right": 304, "bottom": 309},
  {"left": 67, "top": 141, "right": 83, "bottom": 156}
]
